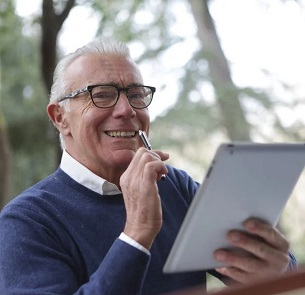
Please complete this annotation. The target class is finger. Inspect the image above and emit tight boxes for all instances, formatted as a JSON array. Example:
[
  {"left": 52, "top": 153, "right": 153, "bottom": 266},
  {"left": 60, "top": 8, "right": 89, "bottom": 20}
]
[
  {"left": 127, "top": 148, "right": 160, "bottom": 175},
  {"left": 214, "top": 247, "right": 287, "bottom": 283},
  {"left": 152, "top": 150, "right": 170, "bottom": 162},
  {"left": 136, "top": 148, "right": 169, "bottom": 167},
  {"left": 145, "top": 150, "right": 169, "bottom": 180},
  {"left": 225, "top": 231, "right": 290, "bottom": 269},
  {"left": 122, "top": 148, "right": 167, "bottom": 186},
  {"left": 214, "top": 248, "right": 266, "bottom": 273},
  {"left": 243, "top": 218, "right": 290, "bottom": 252},
  {"left": 216, "top": 266, "right": 257, "bottom": 284},
  {"left": 137, "top": 147, "right": 169, "bottom": 161},
  {"left": 142, "top": 158, "right": 168, "bottom": 181}
]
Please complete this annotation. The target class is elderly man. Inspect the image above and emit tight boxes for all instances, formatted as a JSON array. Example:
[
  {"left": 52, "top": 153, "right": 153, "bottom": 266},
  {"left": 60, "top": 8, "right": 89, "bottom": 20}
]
[{"left": 0, "top": 38, "right": 296, "bottom": 295}]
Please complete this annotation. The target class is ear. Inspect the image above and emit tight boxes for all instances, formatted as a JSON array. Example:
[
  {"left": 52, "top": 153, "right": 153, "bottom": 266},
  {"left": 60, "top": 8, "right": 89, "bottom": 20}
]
[{"left": 47, "top": 103, "right": 70, "bottom": 136}]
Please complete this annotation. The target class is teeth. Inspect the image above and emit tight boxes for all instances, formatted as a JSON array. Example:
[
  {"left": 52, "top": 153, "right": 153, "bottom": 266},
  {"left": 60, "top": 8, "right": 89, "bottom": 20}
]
[{"left": 106, "top": 131, "right": 136, "bottom": 138}]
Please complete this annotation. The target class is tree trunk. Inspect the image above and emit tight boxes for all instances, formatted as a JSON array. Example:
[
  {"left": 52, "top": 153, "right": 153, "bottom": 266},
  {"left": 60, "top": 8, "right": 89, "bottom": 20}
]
[
  {"left": 41, "top": 0, "right": 75, "bottom": 164},
  {"left": 188, "top": 0, "right": 250, "bottom": 141},
  {"left": 41, "top": 0, "right": 76, "bottom": 92}
]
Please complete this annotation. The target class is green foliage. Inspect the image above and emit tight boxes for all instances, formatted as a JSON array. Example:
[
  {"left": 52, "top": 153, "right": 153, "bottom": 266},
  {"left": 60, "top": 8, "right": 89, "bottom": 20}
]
[
  {"left": 1, "top": 0, "right": 55, "bottom": 198},
  {"left": 2, "top": 0, "right": 305, "bottom": 264},
  {"left": 92, "top": 0, "right": 180, "bottom": 62}
]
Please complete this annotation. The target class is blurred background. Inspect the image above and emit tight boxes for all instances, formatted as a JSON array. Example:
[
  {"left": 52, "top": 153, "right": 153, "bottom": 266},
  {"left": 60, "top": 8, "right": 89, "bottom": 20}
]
[{"left": 1, "top": 0, "right": 305, "bottom": 290}]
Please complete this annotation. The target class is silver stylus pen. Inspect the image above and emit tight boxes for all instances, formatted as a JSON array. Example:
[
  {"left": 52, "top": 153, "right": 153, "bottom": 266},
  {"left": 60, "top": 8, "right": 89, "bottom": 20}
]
[{"left": 138, "top": 130, "right": 166, "bottom": 180}]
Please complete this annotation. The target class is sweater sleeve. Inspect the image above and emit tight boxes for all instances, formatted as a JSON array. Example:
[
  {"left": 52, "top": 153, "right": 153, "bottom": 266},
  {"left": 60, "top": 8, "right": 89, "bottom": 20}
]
[
  {"left": 0, "top": 204, "right": 150, "bottom": 295},
  {"left": 76, "top": 239, "right": 150, "bottom": 295}
]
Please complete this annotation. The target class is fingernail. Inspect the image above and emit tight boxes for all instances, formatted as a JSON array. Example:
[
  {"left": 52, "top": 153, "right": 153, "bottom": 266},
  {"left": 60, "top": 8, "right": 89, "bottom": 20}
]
[
  {"left": 230, "top": 232, "right": 241, "bottom": 242},
  {"left": 215, "top": 252, "right": 226, "bottom": 261},
  {"left": 245, "top": 220, "right": 256, "bottom": 230}
]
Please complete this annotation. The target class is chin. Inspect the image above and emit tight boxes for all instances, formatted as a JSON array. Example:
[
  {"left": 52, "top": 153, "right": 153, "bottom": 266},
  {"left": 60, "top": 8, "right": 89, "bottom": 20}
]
[{"left": 112, "top": 149, "right": 136, "bottom": 165}]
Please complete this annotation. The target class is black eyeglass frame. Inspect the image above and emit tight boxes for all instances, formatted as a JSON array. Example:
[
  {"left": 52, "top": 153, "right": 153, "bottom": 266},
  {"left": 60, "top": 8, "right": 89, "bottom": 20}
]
[{"left": 58, "top": 84, "right": 156, "bottom": 109}]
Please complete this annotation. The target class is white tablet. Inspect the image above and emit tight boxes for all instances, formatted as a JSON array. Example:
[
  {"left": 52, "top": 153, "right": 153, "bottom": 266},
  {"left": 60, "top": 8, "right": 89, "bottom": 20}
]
[{"left": 163, "top": 142, "right": 305, "bottom": 273}]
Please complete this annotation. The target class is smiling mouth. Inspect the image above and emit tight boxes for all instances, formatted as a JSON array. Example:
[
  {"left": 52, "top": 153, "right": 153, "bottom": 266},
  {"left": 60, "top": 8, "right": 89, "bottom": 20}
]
[{"left": 105, "top": 131, "right": 137, "bottom": 138}]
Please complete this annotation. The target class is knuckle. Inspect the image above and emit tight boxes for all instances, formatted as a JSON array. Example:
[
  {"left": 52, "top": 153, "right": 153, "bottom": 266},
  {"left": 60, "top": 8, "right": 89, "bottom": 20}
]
[
  {"left": 257, "top": 244, "right": 268, "bottom": 256},
  {"left": 246, "top": 258, "right": 261, "bottom": 272}
]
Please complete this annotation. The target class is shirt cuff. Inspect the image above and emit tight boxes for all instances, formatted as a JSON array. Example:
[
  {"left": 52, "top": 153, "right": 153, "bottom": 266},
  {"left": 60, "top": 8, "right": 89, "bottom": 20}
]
[
  {"left": 287, "top": 251, "right": 298, "bottom": 270},
  {"left": 119, "top": 232, "right": 150, "bottom": 256}
]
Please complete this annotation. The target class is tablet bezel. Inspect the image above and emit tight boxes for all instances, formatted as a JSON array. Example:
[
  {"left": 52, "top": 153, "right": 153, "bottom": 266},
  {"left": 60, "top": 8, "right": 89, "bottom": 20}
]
[{"left": 163, "top": 143, "right": 305, "bottom": 273}]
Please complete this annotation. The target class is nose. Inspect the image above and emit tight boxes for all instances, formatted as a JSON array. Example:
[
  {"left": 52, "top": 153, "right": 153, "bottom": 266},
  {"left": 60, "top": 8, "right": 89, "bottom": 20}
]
[{"left": 112, "top": 91, "right": 136, "bottom": 118}]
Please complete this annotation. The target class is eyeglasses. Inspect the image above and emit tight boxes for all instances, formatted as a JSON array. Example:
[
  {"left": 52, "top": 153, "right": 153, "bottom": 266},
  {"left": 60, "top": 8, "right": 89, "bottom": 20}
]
[{"left": 58, "top": 85, "right": 156, "bottom": 109}]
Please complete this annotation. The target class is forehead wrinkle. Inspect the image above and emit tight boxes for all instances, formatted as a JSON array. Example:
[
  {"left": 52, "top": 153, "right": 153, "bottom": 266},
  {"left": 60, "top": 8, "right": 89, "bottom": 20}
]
[
  {"left": 66, "top": 54, "right": 144, "bottom": 90},
  {"left": 98, "top": 81, "right": 143, "bottom": 88}
]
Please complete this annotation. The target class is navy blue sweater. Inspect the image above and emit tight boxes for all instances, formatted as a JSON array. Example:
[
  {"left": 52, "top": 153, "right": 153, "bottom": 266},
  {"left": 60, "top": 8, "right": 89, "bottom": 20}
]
[
  {"left": 0, "top": 166, "right": 296, "bottom": 294},
  {"left": 0, "top": 166, "right": 221, "bottom": 295}
]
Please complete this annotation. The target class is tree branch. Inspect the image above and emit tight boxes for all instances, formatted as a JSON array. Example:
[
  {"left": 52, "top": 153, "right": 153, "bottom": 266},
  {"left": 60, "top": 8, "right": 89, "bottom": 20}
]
[
  {"left": 57, "top": 0, "right": 76, "bottom": 30},
  {"left": 188, "top": 0, "right": 250, "bottom": 140}
]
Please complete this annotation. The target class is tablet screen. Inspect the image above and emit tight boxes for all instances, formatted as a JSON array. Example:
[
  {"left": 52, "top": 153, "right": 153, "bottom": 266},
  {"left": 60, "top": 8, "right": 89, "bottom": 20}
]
[{"left": 163, "top": 143, "right": 305, "bottom": 273}]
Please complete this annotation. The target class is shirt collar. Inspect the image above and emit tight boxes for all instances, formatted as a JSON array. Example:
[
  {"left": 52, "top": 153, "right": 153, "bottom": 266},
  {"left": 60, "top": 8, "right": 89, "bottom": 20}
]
[{"left": 60, "top": 150, "right": 122, "bottom": 195}]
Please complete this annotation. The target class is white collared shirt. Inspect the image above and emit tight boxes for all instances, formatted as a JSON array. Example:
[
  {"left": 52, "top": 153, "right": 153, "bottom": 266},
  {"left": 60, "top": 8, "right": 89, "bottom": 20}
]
[
  {"left": 60, "top": 150, "right": 150, "bottom": 255},
  {"left": 60, "top": 150, "right": 121, "bottom": 195}
]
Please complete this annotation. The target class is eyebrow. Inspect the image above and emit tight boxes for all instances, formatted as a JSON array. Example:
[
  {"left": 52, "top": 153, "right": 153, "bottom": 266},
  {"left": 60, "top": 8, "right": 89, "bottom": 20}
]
[{"left": 95, "top": 82, "right": 144, "bottom": 88}]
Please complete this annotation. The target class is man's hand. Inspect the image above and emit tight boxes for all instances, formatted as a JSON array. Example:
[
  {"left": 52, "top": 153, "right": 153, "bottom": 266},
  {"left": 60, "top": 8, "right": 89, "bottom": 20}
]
[
  {"left": 120, "top": 147, "right": 169, "bottom": 250},
  {"left": 214, "top": 218, "right": 291, "bottom": 284}
]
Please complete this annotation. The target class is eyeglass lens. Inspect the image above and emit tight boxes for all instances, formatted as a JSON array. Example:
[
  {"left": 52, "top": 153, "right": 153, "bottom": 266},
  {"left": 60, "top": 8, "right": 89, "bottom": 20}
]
[{"left": 91, "top": 86, "right": 153, "bottom": 108}]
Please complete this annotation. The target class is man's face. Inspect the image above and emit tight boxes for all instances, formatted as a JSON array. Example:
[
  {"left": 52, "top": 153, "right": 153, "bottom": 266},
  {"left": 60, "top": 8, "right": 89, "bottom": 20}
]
[{"left": 50, "top": 54, "right": 151, "bottom": 182}]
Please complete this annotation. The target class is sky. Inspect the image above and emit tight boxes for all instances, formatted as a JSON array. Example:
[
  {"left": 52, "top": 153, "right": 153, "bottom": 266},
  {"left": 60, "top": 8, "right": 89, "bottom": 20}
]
[{"left": 15, "top": 0, "right": 305, "bottom": 122}]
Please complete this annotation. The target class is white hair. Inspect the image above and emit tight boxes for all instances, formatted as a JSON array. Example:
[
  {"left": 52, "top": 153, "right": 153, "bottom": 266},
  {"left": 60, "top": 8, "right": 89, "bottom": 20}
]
[{"left": 49, "top": 37, "right": 132, "bottom": 149}]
